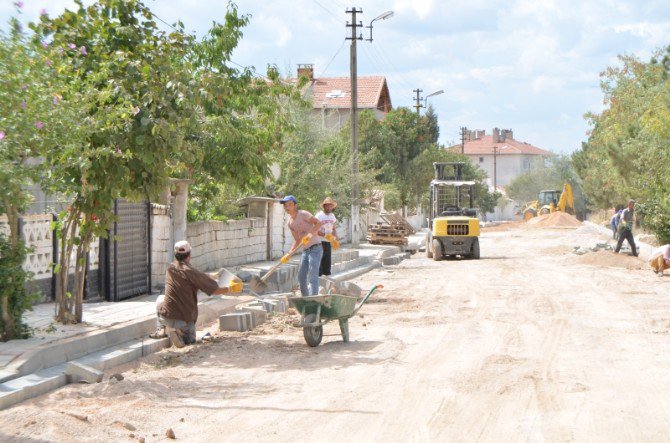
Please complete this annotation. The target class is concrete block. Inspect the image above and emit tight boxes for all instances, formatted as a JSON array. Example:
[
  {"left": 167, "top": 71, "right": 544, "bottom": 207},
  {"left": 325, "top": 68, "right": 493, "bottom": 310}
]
[
  {"left": 0, "top": 366, "right": 67, "bottom": 410},
  {"left": 219, "top": 312, "right": 252, "bottom": 332},
  {"left": 65, "top": 361, "right": 103, "bottom": 384},
  {"left": 241, "top": 307, "right": 267, "bottom": 328}
]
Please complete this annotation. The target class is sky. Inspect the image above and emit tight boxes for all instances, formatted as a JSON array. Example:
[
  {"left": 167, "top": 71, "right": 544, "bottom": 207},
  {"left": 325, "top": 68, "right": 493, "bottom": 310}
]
[{"left": 3, "top": 0, "right": 670, "bottom": 153}]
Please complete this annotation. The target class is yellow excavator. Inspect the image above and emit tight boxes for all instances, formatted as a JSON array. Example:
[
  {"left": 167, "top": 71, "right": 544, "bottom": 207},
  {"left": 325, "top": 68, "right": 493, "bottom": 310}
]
[{"left": 522, "top": 182, "right": 574, "bottom": 221}]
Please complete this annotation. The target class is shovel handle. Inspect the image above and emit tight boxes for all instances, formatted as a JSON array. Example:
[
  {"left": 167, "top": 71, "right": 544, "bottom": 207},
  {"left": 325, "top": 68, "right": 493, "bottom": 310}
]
[{"left": 260, "top": 243, "right": 302, "bottom": 283}]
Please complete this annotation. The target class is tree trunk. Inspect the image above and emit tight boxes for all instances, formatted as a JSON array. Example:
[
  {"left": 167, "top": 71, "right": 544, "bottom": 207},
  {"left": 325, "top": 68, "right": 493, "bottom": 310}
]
[
  {"left": 73, "top": 227, "right": 92, "bottom": 323},
  {"left": 55, "top": 208, "right": 80, "bottom": 324}
]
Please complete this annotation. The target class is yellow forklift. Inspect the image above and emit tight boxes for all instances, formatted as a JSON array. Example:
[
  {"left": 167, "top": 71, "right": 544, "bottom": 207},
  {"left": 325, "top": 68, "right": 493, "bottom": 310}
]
[{"left": 426, "top": 162, "right": 481, "bottom": 261}]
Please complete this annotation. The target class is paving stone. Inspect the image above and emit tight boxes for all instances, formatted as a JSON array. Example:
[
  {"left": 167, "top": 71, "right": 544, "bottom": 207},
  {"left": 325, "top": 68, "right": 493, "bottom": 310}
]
[
  {"left": 240, "top": 307, "right": 267, "bottom": 328},
  {"left": 65, "top": 361, "right": 103, "bottom": 384},
  {"left": 219, "top": 312, "right": 252, "bottom": 332}
]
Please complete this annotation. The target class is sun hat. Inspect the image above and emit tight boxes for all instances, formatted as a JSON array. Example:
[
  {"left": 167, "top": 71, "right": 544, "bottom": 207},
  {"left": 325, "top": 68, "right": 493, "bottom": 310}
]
[{"left": 320, "top": 197, "right": 337, "bottom": 209}]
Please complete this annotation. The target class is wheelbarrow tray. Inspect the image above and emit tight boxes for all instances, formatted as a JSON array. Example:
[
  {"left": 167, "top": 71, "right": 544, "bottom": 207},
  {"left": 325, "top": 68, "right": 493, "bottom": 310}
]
[{"left": 288, "top": 294, "right": 357, "bottom": 323}]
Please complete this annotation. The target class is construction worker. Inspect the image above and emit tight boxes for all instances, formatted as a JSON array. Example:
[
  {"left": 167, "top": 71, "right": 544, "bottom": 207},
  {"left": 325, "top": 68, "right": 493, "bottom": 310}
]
[
  {"left": 610, "top": 207, "right": 622, "bottom": 240},
  {"left": 316, "top": 197, "right": 339, "bottom": 277},
  {"left": 614, "top": 199, "right": 638, "bottom": 257},
  {"left": 279, "top": 195, "right": 324, "bottom": 296},
  {"left": 152, "top": 240, "right": 240, "bottom": 347},
  {"left": 649, "top": 244, "right": 670, "bottom": 275}
]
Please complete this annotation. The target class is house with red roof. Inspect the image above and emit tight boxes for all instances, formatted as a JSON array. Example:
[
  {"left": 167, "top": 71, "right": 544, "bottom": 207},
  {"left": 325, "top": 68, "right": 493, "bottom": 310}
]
[
  {"left": 296, "top": 64, "right": 392, "bottom": 129},
  {"left": 447, "top": 128, "right": 553, "bottom": 189}
]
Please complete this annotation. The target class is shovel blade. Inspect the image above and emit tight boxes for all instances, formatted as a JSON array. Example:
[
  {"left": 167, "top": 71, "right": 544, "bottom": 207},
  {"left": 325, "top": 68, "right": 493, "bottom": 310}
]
[{"left": 249, "top": 275, "right": 268, "bottom": 294}]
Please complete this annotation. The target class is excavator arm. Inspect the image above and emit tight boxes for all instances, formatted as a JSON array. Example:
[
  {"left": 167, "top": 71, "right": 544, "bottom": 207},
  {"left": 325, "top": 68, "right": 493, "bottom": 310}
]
[{"left": 557, "top": 182, "right": 574, "bottom": 213}]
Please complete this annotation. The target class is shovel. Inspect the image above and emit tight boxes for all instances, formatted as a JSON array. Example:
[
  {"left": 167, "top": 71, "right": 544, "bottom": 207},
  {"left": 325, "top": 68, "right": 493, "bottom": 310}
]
[{"left": 249, "top": 243, "right": 302, "bottom": 294}]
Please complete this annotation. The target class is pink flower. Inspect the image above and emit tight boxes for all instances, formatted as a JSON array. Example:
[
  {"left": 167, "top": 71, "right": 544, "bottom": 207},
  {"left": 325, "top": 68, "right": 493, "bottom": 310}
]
[
  {"left": 40, "top": 9, "right": 47, "bottom": 16},
  {"left": 68, "top": 43, "right": 76, "bottom": 50},
  {"left": 41, "top": 41, "right": 49, "bottom": 49},
  {"left": 45, "top": 59, "right": 52, "bottom": 67},
  {"left": 35, "top": 121, "right": 44, "bottom": 130},
  {"left": 21, "top": 100, "right": 26, "bottom": 109},
  {"left": 132, "top": 106, "right": 140, "bottom": 116},
  {"left": 14, "top": 1, "right": 24, "bottom": 9},
  {"left": 53, "top": 95, "right": 59, "bottom": 105},
  {"left": 80, "top": 46, "right": 87, "bottom": 55},
  {"left": 21, "top": 84, "right": 27, "bottom": 91},
  {"left": 0, "top": 131, "right": 5, "bottom": 140}
]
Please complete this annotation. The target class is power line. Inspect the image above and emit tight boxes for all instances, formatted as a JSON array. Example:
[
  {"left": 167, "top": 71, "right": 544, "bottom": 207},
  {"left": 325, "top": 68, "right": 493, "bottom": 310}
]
[
  {"left": 310, "top": 0, "right": 344, "bottom": 24},
  {"left": 317, "top": 38, "right": 347, "bottom": 78}
]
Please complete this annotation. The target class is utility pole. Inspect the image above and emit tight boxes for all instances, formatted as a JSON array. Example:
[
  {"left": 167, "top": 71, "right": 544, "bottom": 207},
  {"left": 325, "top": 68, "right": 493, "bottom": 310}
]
[
  {"left": 493, "top": 145, "right": 498, "bottom": 190},
  {"left": 346, "top": 8, "right": 363, "bottom": 247},
  {"left": 460, "top": 126, "right": 467, "bottom": 154},
  {"left": 413, "top": 88, "right": 423, "bottom": 114}
]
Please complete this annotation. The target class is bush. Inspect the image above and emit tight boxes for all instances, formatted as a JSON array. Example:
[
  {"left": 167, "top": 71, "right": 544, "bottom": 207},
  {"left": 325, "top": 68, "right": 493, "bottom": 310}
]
[{"left": 0, "top": 233, "right": 37, "bottom": 341}]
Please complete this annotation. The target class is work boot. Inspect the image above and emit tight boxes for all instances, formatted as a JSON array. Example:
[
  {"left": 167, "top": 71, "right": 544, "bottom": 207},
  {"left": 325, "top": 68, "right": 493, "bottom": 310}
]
[
  {"left": 149, "top": 327, "right": 167, "bottom": 339},
  {"left": 168, "top": 328, "right": 185, "bottom": 348}
]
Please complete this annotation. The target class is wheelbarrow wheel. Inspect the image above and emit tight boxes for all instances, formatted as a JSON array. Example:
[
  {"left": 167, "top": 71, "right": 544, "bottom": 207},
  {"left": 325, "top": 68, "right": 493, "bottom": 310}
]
[
  {"left": 338, "top": 318, "right": 350, "bottom": 342},
  {"left": 303, "top": 313, "right": 323, "bottom": 347}
]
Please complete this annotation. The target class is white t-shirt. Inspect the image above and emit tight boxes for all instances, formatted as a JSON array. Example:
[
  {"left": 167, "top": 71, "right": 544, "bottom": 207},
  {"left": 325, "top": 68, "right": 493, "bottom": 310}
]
[
  {"left": 650, "top": 244, "right": 670, "bottom": 260},
  {"left": 315, "top": 211, "right": 337, "bottom": 241}
]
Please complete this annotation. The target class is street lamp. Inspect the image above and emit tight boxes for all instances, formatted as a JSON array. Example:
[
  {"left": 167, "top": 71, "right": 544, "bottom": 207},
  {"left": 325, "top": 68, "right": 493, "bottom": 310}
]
[
  {"left": 424, "top": 89, "right": 444, "bottom": 108},
  {"left": 348, "top": 8, "right": 394, "bottom": 247},
  {"left": 414, "top": 89, "right": 444, "bottom": 114},
  {"left": 366, "top": 11, "right": 394, "bottom": 42}
]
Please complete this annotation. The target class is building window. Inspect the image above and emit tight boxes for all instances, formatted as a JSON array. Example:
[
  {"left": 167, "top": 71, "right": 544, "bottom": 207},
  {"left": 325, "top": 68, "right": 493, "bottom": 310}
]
[
  {"left": 523, "top": 158, "right": 530, "bottom": 170},
  {"left": 479, "top": 157, "right": 484, "bottom": 163}
]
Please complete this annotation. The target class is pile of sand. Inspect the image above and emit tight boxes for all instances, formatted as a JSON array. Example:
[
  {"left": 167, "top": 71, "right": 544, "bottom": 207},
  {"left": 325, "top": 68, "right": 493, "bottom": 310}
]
[
  {"left": 566, "top": 249, "right": 646, "bottom": 270},
  {"left": 527, "top": 211, "right": 582, "bottom": 228}
]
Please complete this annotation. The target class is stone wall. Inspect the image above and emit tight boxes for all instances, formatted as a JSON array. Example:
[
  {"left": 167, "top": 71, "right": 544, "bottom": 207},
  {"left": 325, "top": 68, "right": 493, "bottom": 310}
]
[{"left": 187, "top": 218, "right": 267, "bottom": 271}]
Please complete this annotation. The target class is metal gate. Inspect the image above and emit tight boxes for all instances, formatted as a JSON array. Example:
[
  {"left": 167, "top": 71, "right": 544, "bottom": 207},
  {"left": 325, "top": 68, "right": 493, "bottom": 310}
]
[{"left": 104, "top": 200, "right": 151, "bottom": 301}]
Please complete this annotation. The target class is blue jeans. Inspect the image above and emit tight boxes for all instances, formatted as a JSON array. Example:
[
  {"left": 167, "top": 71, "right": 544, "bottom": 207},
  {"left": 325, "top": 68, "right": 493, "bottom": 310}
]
[{"left": 298, "top": 244, "right": 323, "bottom": 296}]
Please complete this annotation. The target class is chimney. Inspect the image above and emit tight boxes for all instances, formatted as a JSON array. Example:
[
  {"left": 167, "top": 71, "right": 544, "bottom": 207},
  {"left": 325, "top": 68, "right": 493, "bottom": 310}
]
[
  {"left": 502, "top": 129, "right": 513, "bottom": 140},
  {"left": 492, "top": 127, "right": 500, "bottom": 143},
  {"left": 297, "top": 63, "right": 314, "bottom": 81}
]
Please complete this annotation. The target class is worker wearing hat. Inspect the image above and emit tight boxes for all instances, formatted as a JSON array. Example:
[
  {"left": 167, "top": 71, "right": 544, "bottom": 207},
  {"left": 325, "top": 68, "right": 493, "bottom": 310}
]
[
  {"left": 315, "top": 197, "right": 339, "bottom": 276},
  {"left": 614, "top": 199, "right": 639, "bottom": 257},
  {"left": 279, "top": 195, "right": 324, "bottom": 296},
  {"left": 152, "top": 240, "right": 240, "bottom": 347}
]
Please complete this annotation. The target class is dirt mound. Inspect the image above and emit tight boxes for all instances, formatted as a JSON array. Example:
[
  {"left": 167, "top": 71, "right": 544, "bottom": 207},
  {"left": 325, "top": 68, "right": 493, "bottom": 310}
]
[
  {"left": 566, "top": 249, "right": 646, "bottom": 270},
  {"left": 527, "top": 211, "right": 582, "bottom": 228}
]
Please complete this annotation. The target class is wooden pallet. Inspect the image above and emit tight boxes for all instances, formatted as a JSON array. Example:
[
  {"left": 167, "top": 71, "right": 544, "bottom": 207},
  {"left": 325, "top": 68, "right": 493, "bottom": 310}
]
[{"left": 379, "top": 213, "right": 415, "bottom": 234}]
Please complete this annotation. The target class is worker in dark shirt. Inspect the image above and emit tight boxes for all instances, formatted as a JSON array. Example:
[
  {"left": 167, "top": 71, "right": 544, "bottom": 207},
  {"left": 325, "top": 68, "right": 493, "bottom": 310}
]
[{"left": 153, "top": 240, "right": 241, "bottom": 347}]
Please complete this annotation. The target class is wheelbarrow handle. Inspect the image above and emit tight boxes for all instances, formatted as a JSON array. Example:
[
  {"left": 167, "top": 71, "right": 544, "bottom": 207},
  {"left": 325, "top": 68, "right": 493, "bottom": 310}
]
[{"left": 352, "top": 284, "right": 382, "bottom": 316}]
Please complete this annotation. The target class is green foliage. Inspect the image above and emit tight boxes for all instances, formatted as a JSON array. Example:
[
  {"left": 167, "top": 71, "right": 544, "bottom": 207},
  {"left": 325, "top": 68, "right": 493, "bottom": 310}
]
[
  {"left": 27, "top": 0, "right": 292, "bottom": 322},
  {"left": 0, "top": 232, "right": 37, "bottom": 341},
  {"left": 573, "top": 48, "right": 670, "bottom": 238},
  {"left": 0, "top": 14, "right": 74, "bottom": 236},
  {"left": 273, "top": 102, "right": 362, "bottom": 216}
]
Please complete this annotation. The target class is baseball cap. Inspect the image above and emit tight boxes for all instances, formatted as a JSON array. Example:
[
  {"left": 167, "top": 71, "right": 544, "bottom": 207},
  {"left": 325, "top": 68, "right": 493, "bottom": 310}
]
[
  {"left": 174, "top": 240, "right": 191, "bottom": 254},
  {"left": 279, "top": 195, "right": 297, "bottom": 204}
]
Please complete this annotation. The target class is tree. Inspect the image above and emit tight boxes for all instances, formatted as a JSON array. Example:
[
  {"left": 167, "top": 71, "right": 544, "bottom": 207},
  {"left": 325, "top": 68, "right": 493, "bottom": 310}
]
[
  {"left": 573, "top": 48, "right": 670, "bottom": 241},
  {"left": 273, "top": 100, "right": 364, "bottom": 215},
  {"left": 0, "top": 10, "right": 69, "bottom": 339},
  {"left": 31, "top": 0, "right": 281, "bottom": 323}
]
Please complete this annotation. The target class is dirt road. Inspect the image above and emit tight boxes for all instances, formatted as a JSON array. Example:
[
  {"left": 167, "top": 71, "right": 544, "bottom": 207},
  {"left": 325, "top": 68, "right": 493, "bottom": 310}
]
[{"left": 2, "top": 221, "right": 669, "bottom": 442}]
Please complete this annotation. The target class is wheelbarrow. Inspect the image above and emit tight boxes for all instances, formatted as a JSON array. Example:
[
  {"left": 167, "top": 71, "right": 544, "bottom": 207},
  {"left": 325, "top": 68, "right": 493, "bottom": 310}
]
[{"left": 288, "top": 284, "right": 382, "bottom": 347}]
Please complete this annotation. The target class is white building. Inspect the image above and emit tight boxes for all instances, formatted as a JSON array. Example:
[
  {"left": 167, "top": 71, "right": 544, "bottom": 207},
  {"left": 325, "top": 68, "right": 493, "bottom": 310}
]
[
  {"left": 449, "top": 128, "right": 552, "bottom": 189},
  {"left": 448, "top": 128, "right": 553, "bottom": 221}
]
